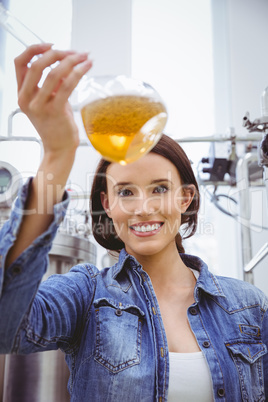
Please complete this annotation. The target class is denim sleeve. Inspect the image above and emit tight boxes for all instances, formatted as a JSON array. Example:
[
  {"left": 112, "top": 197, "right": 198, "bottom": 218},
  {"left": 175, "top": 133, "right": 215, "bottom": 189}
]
[
  {"left": 0, "top": 178, "right": 71, "bottom": 353},
  {"left": 262, "top": 303, "right": 268, "bottom": 397},
  {"left": 20, "top": 264, "right": 96, "bottom": 354}
]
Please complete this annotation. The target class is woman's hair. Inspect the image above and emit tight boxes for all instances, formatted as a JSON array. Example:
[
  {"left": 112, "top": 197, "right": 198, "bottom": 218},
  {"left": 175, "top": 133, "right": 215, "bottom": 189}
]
[{"left": 90, "top": 134, "right": 200, "bottom": 253}]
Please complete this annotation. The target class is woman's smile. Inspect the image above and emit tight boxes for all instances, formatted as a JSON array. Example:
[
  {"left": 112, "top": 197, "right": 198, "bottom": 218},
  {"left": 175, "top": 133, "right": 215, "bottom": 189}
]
[{"left": 129, "top": 221, "right": 164, "bottom": 236}]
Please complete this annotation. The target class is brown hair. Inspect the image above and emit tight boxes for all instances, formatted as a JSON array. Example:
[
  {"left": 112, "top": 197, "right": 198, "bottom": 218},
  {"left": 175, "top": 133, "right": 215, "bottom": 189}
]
[{"left": 90, "top": 134, "right": 200, "bottom": 253}]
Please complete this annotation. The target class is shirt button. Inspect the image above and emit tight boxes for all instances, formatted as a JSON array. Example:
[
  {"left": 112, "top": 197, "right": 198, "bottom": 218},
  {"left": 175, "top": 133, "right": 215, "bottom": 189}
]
[
  {"left": 189, "top": 307, "right": 198, "bottom": 315},
  {"left": 203, "top": 341, "right": 210, "bottom": 348},
  {"left": 12, "top": 265, "right": 22, "bottom": 275},
  {"left": 217, "top": 388, "right": 225, "bottom": 397},
  {"left": 115, "top": 309, "right": 122, "bottom": 317}
]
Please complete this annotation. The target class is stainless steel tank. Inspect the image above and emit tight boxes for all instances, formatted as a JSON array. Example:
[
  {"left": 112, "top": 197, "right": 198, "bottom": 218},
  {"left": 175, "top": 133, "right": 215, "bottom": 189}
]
[{"left": 1, "top": 232, "right": 96, "bottom": 402}]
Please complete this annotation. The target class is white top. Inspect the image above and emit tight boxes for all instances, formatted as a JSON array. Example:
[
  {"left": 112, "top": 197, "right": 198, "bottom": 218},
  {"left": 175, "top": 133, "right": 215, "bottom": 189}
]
[
  {"left": 167, "top": 268, "right": 214, "bottom": 401},
  {"left": 167, "top": 352, "right": 214, "bottom": 401}
]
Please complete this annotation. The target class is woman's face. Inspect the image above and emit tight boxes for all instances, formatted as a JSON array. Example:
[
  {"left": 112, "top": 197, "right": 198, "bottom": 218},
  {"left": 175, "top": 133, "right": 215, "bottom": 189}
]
[{"left": 101, "top": 153, "right": 194, "bottom": 261}]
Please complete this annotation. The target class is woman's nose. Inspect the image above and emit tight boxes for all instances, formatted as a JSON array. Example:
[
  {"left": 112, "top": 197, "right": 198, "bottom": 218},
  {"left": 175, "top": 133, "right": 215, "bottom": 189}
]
[{"left": 134, "top": 195, "right": 155, "bottom": 216}]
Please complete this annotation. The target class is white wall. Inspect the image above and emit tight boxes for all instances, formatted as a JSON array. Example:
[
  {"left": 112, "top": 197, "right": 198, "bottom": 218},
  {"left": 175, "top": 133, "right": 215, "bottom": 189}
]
[{"left": 71, "top": 0, "right": 132, "bottom": 76}]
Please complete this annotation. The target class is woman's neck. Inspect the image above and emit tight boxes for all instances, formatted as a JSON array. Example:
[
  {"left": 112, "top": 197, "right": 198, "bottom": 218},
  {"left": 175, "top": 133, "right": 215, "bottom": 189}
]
[{"left": 128, "top": 243, "right": 193, "bottom": 292}]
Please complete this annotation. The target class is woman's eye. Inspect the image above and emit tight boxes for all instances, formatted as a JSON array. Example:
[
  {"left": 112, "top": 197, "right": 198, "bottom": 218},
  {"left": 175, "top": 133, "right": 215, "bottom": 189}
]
[
  {"left": 118, "top": 188, "right": 132, "bottom": 197},
  {"left": 154, "top": 185, "right": 168, "bottom": 194}
]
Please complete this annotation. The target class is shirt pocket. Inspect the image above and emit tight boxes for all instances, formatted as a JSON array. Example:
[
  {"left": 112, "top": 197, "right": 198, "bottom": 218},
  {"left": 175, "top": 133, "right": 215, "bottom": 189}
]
[
  {"left": 93, "top": 298, "right": 145, "bottom": 373},
  {"left": 225, "top": 340, "right": 267, "bottom": 401}
]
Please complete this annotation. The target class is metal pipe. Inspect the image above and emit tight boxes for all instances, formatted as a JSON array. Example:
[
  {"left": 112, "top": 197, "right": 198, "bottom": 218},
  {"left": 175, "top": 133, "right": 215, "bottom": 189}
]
[
  {"left": 173, "top": 134, "right": 262, "bottom": 143},
  {"left": 236, "top": 152, "right": 260, "bottom": 283},
  {"left": 0, "top": 135, "right": 41, "bottom": 144},
  {"left": 244, "top": 243, "right": 268, "bottom": 273},
  {"left": 0, "top": 136, "right": 43, "bottom": 166},
  {"left": 7, "top": 108, "right": 22, "bottom": 137}
]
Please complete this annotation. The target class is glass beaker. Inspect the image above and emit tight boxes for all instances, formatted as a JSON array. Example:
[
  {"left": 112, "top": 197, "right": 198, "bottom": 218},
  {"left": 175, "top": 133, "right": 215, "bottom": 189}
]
[{"left": 73, "top": 75, "right": 167, "bottom": 164}]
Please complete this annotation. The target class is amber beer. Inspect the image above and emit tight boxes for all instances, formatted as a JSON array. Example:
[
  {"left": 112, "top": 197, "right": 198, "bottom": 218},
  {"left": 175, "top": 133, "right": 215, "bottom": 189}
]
[{"left": 81, "top": 95, "right": 167, "bottom": 164}]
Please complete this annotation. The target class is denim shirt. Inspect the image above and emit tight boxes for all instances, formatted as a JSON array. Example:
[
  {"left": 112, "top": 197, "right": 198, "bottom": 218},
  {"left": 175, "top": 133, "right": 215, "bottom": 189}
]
[{"left": 1, "top": 180, "right": 268, "bottom": 402}]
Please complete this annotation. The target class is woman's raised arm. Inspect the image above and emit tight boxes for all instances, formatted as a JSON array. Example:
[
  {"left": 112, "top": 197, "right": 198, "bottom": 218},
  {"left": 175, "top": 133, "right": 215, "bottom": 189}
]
[{"left": 5, "top": 44, "right": 93, "bottom": 267}]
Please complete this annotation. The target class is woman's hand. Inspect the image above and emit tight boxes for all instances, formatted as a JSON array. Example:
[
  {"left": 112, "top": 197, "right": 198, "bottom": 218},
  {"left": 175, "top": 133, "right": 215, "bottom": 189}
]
[{"left": 14, "top": 43, "right": 93, "bottom": 155}]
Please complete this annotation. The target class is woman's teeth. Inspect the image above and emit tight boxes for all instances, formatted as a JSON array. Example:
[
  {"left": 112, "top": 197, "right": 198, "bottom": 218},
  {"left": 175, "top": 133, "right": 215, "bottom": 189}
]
[{"left": 132, "top": 224, "right": 161, "bottom": 233}]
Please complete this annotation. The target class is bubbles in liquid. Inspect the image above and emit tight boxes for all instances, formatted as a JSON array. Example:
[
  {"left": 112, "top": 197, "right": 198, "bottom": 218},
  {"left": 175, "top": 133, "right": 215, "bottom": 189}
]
[{"left": 81, "top": 95, "right": 167, "bottom": 164}]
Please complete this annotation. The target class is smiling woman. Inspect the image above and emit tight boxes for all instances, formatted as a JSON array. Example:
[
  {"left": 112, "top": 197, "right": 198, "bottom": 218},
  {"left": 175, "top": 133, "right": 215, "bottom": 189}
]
[{"left": 103, "top": 153, "right": 195, "bottom": 269}]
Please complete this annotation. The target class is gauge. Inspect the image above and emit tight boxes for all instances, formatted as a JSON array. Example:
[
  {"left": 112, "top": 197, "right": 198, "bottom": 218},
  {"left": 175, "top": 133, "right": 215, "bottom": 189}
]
[
  {"left": 0, "top": 168, "right": 12, "bottom": 194},
  {"left": 0, "top": 161, "right": 22, "bottom": 208}
]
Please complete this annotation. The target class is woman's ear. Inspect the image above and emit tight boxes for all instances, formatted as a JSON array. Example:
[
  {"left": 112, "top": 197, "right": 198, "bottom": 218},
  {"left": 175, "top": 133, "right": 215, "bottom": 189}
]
[
  {"left": 181, "top": 185, "right": 196, "bottom": 213},
  {"left": 100, "top": 191, "right": 112, "bottom": 218}
]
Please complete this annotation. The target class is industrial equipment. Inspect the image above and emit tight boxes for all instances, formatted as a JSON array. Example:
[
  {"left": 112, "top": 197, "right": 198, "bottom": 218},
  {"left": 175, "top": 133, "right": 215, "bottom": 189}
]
[{"left": 176, "top": 84, "right": 268, "bottom": 285}]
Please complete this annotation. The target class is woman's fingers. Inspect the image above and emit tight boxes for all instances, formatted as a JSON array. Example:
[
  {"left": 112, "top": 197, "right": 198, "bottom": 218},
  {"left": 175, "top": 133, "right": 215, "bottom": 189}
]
[
  {"left": 52, "top": 58, "right": 93, "bottom": 105},
  {"left": 18, "top": 49, "right": 77, "bottom": 109},
  {"left": 14, "top": 43, "right": 53, "bottom": 90},
  {"left": 13, "top": 46, "right": 93, "bottom": 155},
  {"left": 16, "top": 47, "right": 93, "bottom": 113},
  {"left": 36, "top": 52, "right": 92, "bottom": 105}
]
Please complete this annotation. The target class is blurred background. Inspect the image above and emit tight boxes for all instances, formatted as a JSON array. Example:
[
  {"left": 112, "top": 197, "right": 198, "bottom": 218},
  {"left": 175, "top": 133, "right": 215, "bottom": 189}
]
[{"left": 0, "top": 1, "right": 268, "bottom": 400}]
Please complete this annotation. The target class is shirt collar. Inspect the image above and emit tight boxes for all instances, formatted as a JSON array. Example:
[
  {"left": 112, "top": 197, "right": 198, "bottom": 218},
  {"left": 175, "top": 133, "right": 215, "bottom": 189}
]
[
  {"left": 113, "top": 248, "right": 139, "bottom": 277},
  {"left": 180, "top": 253, "right": 226, "bottom": 299},
  {"left": 113, "top": 249, "right": 226, "bottom": 299}
]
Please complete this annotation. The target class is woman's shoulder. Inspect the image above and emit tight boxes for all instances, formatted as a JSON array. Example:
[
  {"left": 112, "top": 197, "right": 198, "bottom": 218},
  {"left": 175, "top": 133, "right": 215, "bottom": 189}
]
[
  {"left": 211, "top": 273, "right": 268, "bottom": 311},
  {"left": 214, "top": 272, "right": 265, "bottom": 294},
  {"left": 182, "top": 253, "right": 268, "bottom": 311},
  {"left": 68, "top": 262, "right": 118, "bottom": 283}
]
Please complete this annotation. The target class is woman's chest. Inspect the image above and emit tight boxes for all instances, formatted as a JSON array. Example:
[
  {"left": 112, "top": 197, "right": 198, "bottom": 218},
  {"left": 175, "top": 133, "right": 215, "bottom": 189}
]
[{"left": 158, "top": 295, "right": 200, "bottom": 353}]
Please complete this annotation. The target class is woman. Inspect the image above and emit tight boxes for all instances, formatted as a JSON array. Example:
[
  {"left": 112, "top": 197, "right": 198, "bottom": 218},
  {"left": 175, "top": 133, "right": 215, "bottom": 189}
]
[{"left": 0, "top": 45, "right": 268, "bottom": 401}]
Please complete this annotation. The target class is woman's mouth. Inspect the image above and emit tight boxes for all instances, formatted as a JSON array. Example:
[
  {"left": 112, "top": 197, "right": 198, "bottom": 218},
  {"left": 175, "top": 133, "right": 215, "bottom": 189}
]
[{"left": 129, "top": 222, "right": 164, "bottom": 236}]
